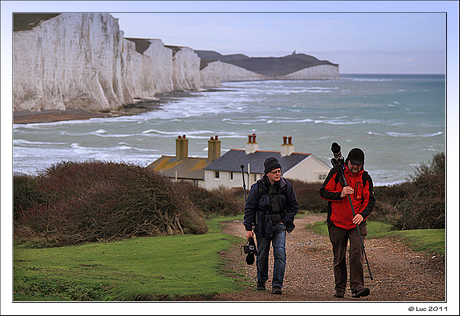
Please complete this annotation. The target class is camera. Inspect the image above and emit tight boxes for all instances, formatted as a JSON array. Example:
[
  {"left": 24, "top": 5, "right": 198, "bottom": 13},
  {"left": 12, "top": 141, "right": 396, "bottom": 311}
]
[
  {"left": 331, "top": 142, "right": 344, "bottom": 167},
  {"left": 242, "top": 236, "right": 257, "bottom": 265}
]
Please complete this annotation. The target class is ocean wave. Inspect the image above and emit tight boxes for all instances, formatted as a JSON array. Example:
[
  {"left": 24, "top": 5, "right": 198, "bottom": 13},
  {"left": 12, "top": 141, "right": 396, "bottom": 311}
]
[
  {"left": 91, "top": 129, "right": 107, "bottom": 134},
  {"left": 314, "top": 119, "right": 362, "bottom": 125},
  {"left": 368, "top": 131, "right": 444, "bottom": 138},
  {"left": 142, "top": 129, "right": 214, "bottom": 136},
  {"left": 13, "top": 139, "right": 67, "bottom": 146}
]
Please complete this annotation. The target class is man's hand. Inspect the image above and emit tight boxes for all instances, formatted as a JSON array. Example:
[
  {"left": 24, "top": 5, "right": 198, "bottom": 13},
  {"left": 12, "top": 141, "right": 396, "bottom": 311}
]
[
  {"left": 353, "top": 214, "right": 364, "bottom": 225},
  {"left": 245, "top": 230, "right": 254, "bottom": 239},
  {"left": 341, "top": 186, "right": 354, "bottom": 198}
]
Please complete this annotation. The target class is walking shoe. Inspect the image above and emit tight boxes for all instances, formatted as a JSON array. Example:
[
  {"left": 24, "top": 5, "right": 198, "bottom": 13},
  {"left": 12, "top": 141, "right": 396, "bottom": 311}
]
[
  {"left": 257, "top": 281, "right": 266, "bottom": 290},
  {"left": 334, "top": 290, "right": 344, "bottom": 298},
  {"left": 351, "top": 288, "right": 370, "bottom": 298},
  {"left": 271, "top": 287, "right": 282, "bottom": 294}
]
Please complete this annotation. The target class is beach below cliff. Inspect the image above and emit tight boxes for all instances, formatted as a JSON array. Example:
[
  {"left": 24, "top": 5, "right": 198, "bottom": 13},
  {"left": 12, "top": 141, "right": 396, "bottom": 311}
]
[
  {"left": 12, "top": 90, "right": 203, "bottom": 124},
  {"left": 13, "top": 109, "right": 122, "bottom": 124}
]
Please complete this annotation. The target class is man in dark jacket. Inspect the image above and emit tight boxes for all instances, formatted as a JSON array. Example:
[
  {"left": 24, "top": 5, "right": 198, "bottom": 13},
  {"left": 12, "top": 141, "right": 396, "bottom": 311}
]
[
  {"left": 319, "top": 148, "right": 375, "bottom": 299},
  {"left": 243, "top": 157, "right": 299, "bottom": 294}
]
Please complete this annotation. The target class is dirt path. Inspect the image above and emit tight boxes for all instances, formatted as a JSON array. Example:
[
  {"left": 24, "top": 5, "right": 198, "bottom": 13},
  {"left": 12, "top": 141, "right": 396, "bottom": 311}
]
[{"left": 212, "top": 214, "right": 445, "bottom": 301}]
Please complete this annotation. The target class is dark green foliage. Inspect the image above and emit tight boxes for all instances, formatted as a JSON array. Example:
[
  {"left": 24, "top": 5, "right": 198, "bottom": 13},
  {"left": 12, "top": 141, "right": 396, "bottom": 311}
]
[
  {"left": 13, "top": 175, "right": 45, "bottom": 222},
  {"left": 13, "top": 276, "right": 114, "bottom": 301},
  {"left": 373, "top": 153, "right": 445, "bottom": 230}
]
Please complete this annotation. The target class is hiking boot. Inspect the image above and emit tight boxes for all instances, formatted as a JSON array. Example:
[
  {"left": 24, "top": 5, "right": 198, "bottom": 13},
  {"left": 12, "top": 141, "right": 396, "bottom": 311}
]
[
  {"left": 351, "top": 287, "right": 370, "bottom": 298},
  {"left": 334, "top": 290, "right": 344, "bottom": 298},
  {"left": 271, "top": 287, "right": 282, "bottom": 294},
  {"left": 257, "top": 281, "right": 266, "bottom": 290}
]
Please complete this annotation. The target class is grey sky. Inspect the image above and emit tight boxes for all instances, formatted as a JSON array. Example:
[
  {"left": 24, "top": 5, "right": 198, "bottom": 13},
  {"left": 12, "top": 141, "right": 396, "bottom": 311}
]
[{"left": 111, "top": 12, "right": 446, "bottom": 74}]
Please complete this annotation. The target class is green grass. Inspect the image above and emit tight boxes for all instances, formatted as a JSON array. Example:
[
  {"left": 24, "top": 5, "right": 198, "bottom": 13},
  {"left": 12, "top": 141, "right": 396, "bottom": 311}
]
[
  {"left": 384, "top": 229, "right": 445, "bottom": 256},
  {"left": 305, "top": 218, "right": 444, "bottom": 256},
  {"left": 14, "top": 223, "right": 246, "bottom": 301},
  {"left": 13, "top": 214, "right": 444, "bottom": 301},
  {"left": 206, "top": 214, "right": 244, "bottom": 233}
]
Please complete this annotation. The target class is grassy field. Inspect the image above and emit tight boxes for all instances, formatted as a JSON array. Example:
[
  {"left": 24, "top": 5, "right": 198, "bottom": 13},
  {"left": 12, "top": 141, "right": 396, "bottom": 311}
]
[
  {"left": 14, "top": 215, "right": 444, "bottom": 301},
  {"left": 14, "top": 216, "right": 246, "bottom": 301}
]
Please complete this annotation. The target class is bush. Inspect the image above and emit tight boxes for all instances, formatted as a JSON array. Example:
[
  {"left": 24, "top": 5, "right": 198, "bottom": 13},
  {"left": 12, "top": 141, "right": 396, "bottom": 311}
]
[
  {"left": 14, "top": 161, "right": 209, "bottom": 246},
  {"left": 13, "top": 175, "right": 45, "bottom": 222},
  {"left": 181, "top": 183, "right": 244, "bottom": 217},
  {"left": 374, "top": 153, "right": 445, "bottom": 230},
  {"left": 288, "top": 179, "right": 327, "bottom": 213}
]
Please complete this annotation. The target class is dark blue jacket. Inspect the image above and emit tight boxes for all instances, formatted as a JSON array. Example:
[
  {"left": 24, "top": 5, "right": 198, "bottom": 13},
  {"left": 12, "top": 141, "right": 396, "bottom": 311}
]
[{"left": 244, "top": 175, "right": 299, "bottom": 237}]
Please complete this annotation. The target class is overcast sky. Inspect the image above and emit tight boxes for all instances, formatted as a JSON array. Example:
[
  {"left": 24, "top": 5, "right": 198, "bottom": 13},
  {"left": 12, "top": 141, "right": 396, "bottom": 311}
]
[
  {"left": 111, "top": 11, "right": 446, "bottom": 74},
  {"left": 1, "top": 1, "right": 458, "bottom": 74}
]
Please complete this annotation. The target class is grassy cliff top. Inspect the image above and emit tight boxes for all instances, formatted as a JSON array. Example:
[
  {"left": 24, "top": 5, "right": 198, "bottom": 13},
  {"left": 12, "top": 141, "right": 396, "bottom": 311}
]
[
  {"left": 195, "top": 50, "right": 338, "bottom": 76},
  {"left": 13, "top": 13, "right": 61, "bottom": 31}
]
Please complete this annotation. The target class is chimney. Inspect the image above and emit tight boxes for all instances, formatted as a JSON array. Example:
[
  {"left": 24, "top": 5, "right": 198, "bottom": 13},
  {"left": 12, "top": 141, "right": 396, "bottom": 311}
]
[
  {"left": 281, "top": 136, "right": 294, "bottom": 157},
  {"left": 208, "top": 135, "right": 221, "bottom": 162},
  {"left": 245, "top": 133, "right": 258, "bottom": 155},
  {"left": 175, "top": 135, "right": 188, "bottom": 160}
]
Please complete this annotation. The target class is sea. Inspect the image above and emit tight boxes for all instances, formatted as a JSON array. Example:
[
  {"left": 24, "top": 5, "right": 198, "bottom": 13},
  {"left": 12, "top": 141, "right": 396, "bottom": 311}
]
[{"left": 13, "top": 74, "right": 446, "bottom": 186}]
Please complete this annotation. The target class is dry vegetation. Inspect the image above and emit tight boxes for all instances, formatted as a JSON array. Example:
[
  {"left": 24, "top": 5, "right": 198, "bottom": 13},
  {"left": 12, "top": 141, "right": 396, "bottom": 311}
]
[{"left": 14, "top": 153, "right": 444, "bottom": 248}]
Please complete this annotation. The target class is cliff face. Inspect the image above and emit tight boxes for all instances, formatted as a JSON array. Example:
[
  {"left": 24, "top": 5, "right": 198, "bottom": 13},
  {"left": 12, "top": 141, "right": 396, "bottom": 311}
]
[
  {"left": 278, "top": 65, "right": 339, "bottom": 80},
  {"left": 13, "top": 13, "right": 339, "bottom": 113},
  {"left": 14, "top": 13, "right": 128, "bottom": 111},
  {"left": 200, "top": 61, "right": 267, "bottom": 86},
  {"left": 13, "top": 13, "right": 210, "bottom": 112}
]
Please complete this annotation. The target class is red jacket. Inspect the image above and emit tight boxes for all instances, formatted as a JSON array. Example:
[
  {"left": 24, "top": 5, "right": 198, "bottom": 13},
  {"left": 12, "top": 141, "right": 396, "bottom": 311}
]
[{"left": 319, "top": 165, "right": 375, "bottom": 230}]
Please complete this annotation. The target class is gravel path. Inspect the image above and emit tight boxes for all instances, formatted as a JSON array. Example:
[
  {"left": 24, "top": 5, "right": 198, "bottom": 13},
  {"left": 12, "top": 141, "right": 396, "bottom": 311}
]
[{"left": 212, "top": 214, "right": 445, "bottom": 301}]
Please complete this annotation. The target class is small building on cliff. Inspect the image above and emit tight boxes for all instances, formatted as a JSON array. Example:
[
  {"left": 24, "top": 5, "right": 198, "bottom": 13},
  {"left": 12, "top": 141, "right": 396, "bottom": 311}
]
[{"left": 146, "top": 134, "right": 330, "bottom": 190}]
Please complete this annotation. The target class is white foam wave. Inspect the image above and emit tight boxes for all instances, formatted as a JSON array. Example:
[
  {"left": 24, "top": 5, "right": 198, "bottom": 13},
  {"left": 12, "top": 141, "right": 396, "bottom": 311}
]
[
  {"left": 13, "top": 139, "right": 66, "bottom": 146},
  {"left": 369, "top": 131, "right": 444, "bottom": 138},
  {"left": 91, "top": 129, "right": 107, "bottom": 135},
  {"left": 314, "top": 119, "right": 362, "bottom": 125}
]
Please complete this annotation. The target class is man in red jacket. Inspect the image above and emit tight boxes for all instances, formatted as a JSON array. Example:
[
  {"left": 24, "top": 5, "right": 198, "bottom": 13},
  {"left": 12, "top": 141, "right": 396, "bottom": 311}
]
[{"left": 319, "top": 148, "right": 375, "bottom": 299}]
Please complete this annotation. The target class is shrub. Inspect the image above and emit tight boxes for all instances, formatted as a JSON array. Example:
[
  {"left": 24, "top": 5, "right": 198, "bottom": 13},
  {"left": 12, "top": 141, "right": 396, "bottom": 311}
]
[
  {"left": 13, "top": 175, "right": 45, "bottom": 222},
  {"left": 288, "top": 179, "right": 327, "bottom": 213},
  {"left": 14, "top": 161, "right": 208, "bottom": 246},
  {"left": 374, "top": 153, "right": 445, "bottom": 230},
  {"left": 177, "top": 182, "right": 244, "bottom": 217}
]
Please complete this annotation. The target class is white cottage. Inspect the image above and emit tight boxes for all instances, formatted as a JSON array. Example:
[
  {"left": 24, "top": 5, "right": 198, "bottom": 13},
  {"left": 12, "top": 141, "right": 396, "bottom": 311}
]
[{"left": 203, "top": 134, "right": 331, "bottom": 190}]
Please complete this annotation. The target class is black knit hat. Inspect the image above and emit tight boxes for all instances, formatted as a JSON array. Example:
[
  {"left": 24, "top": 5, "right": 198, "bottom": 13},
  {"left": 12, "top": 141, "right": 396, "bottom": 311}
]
[
  {"left": 346, "top": 148, "right": 365, "bottom": 165},
  {"left": 264, "top": 157, "right": 281, "bottom": 174}
]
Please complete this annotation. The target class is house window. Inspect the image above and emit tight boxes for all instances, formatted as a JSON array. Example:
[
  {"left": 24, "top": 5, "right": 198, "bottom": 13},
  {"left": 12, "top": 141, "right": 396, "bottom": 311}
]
[
  {"left": 215, "top": 171, "right": 220, "bottom": 179},
  {"left": 230, "top": 172, "right": 234, "bottom": 180},
  {"left": 254, "top": 174, "right": 258, "bottom": 182},
  {"left": 318, "top": 174, "right": 327, "bottom": 181}
]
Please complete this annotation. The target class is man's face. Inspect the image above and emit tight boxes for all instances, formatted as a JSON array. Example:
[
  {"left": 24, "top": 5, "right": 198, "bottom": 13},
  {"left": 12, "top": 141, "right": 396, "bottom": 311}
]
[
  {"left": 267, "top": 168, "right": 281, "bottom": 183},
  {"left": 347, "top": 160, "right": 363, "bottom": 173}
]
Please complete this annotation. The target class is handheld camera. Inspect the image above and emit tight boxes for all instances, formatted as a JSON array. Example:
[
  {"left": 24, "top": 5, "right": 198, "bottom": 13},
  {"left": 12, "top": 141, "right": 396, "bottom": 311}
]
[{"left": 242, "top": 236, "right": 257, "bottom": 265}]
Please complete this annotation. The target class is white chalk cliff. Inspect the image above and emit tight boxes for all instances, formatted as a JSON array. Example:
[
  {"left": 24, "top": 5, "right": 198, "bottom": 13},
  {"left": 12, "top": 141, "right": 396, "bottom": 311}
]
[{"left": 13, "top": 13, "right": 339, "bottom": 112}]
